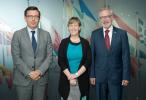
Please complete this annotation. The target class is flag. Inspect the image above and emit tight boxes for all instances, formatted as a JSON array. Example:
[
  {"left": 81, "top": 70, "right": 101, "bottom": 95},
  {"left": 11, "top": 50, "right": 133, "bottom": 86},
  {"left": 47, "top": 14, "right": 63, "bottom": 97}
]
[
  {"left": 144, "top": 30, "right": 146, "bottom": 36},
  {"left": 6, "top": 73, "right": 13, "bottom": 89},
  {"left": 0, "top": 76, "right": 2, "bottom": 84},
  {"left": 144, "top": 30, "right": 146, "bottom": 46},
  {"left": 138, "top": 50, "right": 146, "bottom": 59},
  {"left": 113, "top": 13, "right": 139, "bottom": 39},
  {"left": 53, "top": 28, "right": 61, "bottom": 54},
  {"left": 63, "top": 0, "right": 74, "bottom": 17},
  {"left": 0, "top": 19, "right": 13, "bottom": 45},
  {"left": 73, "top": 7, "right": 84, "bottom": 19},
  {"left": 112, "top": 13, "right": 142, "bottom": 78},
  {"left": 130, "top": 45, "right": 136, "bottom": 56},
  {"left": 0, "top": 32, "right": 2, "bottom": 44},
  {"left": 138, "top": 18, "right": 145, "bottom": 44},
  {"left": 138, "top": 18, "right": 144, "bottom": 32},
  {"left": 79, "top": 0, "right": 97, "bottom": 22},
  {"left": 6, "top": 46, "right": 11, "bottom": 56},
  {"left": 73, "top": 6, "right": 97, "bottom": 38},
  {"left": 131, "top": 56, "right": 138, "bottom": 78}
]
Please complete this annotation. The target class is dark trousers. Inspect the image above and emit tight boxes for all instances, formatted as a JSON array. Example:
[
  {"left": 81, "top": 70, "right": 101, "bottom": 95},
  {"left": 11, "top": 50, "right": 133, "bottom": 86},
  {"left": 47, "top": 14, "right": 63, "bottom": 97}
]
[{"left": 95, "top": 82, "right": 122, "bottom": 100}]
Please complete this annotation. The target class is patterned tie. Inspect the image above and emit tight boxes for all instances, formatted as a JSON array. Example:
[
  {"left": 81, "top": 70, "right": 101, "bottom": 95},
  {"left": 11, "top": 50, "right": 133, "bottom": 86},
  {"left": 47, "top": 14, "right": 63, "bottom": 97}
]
[
  {"left": 31, "top": 31, "right": 37, "bottom": 52},
  {"left": 105, "top": 30, "right": 110, "bottom": 49}
]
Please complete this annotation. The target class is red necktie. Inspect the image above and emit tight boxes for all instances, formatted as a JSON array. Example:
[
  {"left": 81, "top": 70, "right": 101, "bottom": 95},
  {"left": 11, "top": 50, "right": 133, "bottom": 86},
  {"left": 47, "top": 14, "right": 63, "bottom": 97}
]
[{"left": 105, "top": 30, "right": 110, "bottom": 49}]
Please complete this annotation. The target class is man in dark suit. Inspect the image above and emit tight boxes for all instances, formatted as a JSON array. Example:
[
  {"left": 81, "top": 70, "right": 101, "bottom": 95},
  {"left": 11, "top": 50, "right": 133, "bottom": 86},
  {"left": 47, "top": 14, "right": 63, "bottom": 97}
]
[
  {"left": 11, "top": 6, "right": 53, "bottom": 100},
  {"left": 90, "top": 8, "right": 131, "bottom": 100}
]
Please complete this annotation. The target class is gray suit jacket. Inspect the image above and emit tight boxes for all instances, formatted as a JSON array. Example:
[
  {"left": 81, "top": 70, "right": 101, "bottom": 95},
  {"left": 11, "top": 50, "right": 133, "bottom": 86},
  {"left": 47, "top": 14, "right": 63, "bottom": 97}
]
[{"left": 11, "top": 27, "right": 53, "bottom": 86}]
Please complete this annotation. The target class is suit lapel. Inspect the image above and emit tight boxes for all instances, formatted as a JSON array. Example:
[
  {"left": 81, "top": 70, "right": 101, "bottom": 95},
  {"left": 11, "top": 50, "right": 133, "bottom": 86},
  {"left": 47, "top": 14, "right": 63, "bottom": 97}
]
[
  {"left": 24, "top": 28, "right": 34, "bottom": 53},
  {"left": 98, "top": 28, "right": 108, "bottom": 52},
  {"left": 110, "top": 27, "right": 117, "bottom": 51},
  {"left": 35, "top": 28, "right": 40, "bottom": 55}
]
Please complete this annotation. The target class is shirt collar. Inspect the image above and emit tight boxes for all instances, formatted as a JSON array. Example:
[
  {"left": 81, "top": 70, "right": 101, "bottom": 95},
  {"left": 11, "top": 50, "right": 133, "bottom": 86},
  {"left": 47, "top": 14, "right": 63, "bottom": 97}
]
[
  {"left": 103, "top": 25, "right": 113, "bottom": 33},
  {"left": 27, "top": 26, "right": 38, "bottom": 33}
]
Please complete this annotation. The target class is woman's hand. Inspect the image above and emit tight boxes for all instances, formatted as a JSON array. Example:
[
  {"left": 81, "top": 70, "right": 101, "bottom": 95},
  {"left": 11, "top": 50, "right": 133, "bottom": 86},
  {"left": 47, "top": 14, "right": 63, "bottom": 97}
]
[{"left": 70, "top": 79, "right": 77, "bottom": 86}]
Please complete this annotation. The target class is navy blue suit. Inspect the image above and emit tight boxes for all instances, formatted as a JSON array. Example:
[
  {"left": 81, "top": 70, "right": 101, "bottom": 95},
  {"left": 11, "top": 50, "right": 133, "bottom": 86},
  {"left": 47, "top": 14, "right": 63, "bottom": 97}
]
[{"left": 90, "top": 26, "right": 131, "bottom": 100}]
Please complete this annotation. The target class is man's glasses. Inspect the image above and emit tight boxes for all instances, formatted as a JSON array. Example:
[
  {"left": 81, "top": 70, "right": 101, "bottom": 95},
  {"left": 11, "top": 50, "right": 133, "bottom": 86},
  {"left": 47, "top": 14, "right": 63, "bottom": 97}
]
[
  {"left": 99, "top": 15, "right": 112, "bottom": 19},
  {"left": 26, "top": 15, "right": 40, "bottom": 20}
]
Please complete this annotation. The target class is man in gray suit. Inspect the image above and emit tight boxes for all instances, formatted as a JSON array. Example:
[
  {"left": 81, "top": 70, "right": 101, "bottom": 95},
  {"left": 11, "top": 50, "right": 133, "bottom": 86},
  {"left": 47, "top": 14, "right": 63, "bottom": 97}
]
[{"left": 11, "top": 6, "right": 53, "bottom": 100}]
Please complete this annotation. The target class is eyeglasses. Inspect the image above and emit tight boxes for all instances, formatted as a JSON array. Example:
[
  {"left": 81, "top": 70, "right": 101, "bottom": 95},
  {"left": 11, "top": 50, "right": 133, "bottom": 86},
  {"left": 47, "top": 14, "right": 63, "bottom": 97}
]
[
  {"left": 26, "top": 15, "right": 40, "bottom": 20},
  {"left": 99, "top": 15, "right": 112, "bottom": 19}
]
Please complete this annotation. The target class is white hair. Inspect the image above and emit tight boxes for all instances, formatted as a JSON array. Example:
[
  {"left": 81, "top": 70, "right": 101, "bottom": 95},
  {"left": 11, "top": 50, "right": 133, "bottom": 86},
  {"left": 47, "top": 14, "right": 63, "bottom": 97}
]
[{"left": 99, "top": 7, "right": 113, "bottom": 15}]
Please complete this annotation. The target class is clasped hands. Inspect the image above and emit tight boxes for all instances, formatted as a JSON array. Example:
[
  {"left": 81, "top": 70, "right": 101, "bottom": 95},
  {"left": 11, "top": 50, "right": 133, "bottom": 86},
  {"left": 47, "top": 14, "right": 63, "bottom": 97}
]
[
  {"left": 68, "top": 74, "right": 78, "bottom": 86},
  {"left": 29, "top": 70, "right": 41, "bottom": 80}
]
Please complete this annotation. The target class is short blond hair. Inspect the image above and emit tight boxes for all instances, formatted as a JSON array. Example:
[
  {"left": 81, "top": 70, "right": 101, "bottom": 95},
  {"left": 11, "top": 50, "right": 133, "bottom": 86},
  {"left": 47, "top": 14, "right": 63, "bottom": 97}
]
[{"left": 68, "top": 17, "right": 81, "bottom": 27}]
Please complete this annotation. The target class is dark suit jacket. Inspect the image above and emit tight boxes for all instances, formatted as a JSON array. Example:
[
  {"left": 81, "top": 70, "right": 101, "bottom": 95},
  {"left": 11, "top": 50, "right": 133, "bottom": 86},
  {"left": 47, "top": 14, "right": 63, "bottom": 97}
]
[
  {"left": 90, "top": 26, "right": 131, "bottom": 84},
  {"left": 11, "top": 27, "right": 53, "bottom": 86},
  {"left": 58, "top": 36, "right": 91, "bottom": 99}
]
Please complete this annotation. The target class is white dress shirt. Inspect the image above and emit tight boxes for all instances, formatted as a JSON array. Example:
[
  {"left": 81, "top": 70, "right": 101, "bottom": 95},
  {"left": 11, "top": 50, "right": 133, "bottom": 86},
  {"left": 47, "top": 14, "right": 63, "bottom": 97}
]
[
  {"left": 27, "top": 27, "right": 38, "bottom": 42},
  {"left": 103, "top": 25, "right": 113, "bottom": 45}
]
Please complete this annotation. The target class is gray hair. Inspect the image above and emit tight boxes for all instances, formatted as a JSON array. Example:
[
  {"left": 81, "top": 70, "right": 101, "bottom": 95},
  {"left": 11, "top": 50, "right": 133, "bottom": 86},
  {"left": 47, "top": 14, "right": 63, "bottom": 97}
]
[{"left": 99, "top": 7, "right": 113, "bottom": 16}]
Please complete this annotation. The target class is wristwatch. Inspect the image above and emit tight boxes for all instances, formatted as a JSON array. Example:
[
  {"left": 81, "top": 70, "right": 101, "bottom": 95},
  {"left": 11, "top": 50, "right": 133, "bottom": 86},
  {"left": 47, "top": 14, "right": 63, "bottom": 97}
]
[{"left": 75, "top": 72, "right": 79, "bottom": 77}]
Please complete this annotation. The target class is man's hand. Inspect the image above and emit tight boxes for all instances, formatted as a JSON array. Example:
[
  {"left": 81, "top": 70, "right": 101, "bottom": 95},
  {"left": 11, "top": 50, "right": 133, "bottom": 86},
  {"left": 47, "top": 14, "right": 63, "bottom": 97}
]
[
  {"left": 29, "top": 70, "right": 41, "bottom": 80},
  {"left": 29, "top": 71, "right": 35, "bottom": 79},
  {"left": 122, "top": 80, "right": 129, "bottom": 86},
  {"left": 90, "top": 78, "right": 96, "bottom": 85}
]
